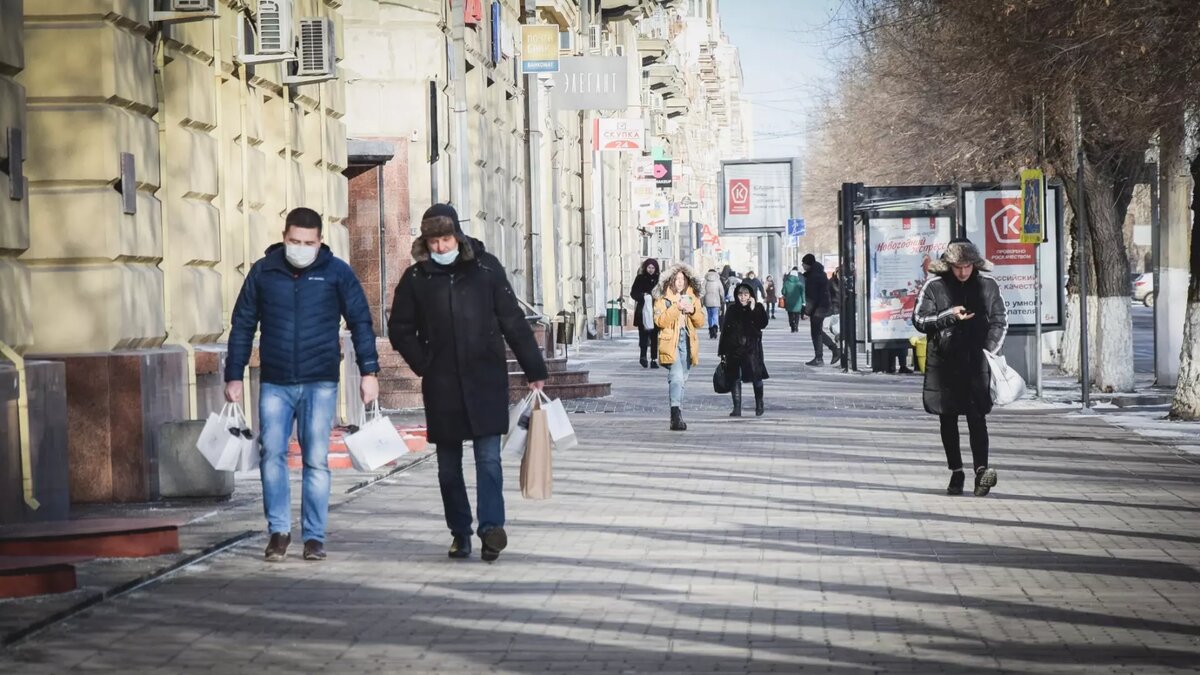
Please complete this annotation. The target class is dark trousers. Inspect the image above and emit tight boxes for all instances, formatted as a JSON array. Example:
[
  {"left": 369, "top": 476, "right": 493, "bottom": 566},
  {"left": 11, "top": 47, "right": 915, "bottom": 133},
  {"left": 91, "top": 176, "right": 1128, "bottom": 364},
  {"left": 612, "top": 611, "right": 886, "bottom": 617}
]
[
  {"left": 436, "top": 436, "right": 504, "bottom": 537},
  {"left": 638, "top": 328, "right": 659, "bottom": 362},
  {"left": 939, "top": 414, "right": 989, "bottom": 471},
  {"left": 809, "top": 313, "right": 837, "bottom": 359},
  {"left": 787, "top": 312, "right": 801, "bottom": 332}
]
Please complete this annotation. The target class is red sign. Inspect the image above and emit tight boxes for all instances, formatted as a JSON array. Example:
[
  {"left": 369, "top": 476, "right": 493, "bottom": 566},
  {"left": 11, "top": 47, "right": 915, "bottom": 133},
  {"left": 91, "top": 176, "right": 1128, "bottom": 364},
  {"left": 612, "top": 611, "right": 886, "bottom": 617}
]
[
  {"left": 465, "top": 0, "right": 483, "bottom": 25},
  {"left": 728, "top": 179, "right": 750, "bottom": 215},
  {"left": 983, "top": 197, "right": 1035, "bottom": 265}
]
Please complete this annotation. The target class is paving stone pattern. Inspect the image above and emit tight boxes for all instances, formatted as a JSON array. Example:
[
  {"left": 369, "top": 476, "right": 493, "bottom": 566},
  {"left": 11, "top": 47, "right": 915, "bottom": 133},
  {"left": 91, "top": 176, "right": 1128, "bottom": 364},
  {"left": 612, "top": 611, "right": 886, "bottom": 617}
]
[{"left": 4, "top": 318, "right": 1200, "bottom": 673}]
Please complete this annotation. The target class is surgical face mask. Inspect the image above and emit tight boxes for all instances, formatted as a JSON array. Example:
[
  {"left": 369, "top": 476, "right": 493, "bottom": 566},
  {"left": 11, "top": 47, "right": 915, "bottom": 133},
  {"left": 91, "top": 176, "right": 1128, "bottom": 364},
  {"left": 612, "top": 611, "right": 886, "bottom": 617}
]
[
  {"left": 430, "top": 248, "right": 460, "bottom": 266},
  {"left": 286, "top": 244, "right": 319, "bottom": 268}
]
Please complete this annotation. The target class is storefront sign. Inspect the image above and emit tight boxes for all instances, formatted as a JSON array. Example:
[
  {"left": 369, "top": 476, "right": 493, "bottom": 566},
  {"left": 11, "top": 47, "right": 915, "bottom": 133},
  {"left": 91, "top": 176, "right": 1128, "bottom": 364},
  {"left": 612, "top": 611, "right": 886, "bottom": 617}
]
[
  {"left": 521, "top": 25, "right": 559, "bottom": 73},
  {"left": 593, "top": 118, "right": 645, "bottom": 152},
  {"left": 551, "top": 56, "right": 629, "bottom": 111}
]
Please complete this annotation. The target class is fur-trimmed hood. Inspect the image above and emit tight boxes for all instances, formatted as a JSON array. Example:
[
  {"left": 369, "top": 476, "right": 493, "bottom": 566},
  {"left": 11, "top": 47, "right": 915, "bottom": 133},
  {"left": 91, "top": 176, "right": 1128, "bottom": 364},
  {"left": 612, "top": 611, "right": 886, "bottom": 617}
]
[
  {"left": 652, "top": 263, "right": 703, "bottom": 299},
  {"left": 411, "top": 234, "right": 479, "bottom": 264},
  {"left": 927, "top": 238, "right": 992, "bottom": 274}
]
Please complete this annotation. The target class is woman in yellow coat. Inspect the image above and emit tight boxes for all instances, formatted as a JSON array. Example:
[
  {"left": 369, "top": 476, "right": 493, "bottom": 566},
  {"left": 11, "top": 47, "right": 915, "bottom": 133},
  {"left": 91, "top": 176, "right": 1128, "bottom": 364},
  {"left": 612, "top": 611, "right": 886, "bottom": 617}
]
[{"left": 653, "top": 264, "right": 707, "bottom": 431}]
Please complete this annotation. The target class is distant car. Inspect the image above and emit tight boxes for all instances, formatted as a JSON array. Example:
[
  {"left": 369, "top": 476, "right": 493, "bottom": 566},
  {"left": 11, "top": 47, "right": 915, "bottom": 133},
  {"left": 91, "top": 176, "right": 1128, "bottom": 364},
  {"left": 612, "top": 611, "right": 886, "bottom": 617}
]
[{"left": 1132, "top": 273, "right": 1155, "bottom": 307}]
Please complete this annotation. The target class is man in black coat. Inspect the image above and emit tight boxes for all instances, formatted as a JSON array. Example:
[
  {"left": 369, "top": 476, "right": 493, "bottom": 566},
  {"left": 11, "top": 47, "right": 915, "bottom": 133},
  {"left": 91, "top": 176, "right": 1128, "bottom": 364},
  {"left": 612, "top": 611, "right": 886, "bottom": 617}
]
[
  {"left": 800, "top": 254, "right": 840, "bottom": 366},
  {"left": 913, "top": 238, "right": 1007, "bottom": 497},
  {"left": 388, "top": 204, "right": 547, "bottom": 562},
  {"left": 226, "top": 207, "right": 380, "bottom": 563}
]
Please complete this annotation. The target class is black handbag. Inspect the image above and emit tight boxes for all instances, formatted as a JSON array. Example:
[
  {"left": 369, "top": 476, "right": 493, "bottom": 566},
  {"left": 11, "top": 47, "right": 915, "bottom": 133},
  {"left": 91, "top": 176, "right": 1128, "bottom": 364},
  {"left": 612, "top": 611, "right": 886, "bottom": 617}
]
[{"left": 713, "top": 359, "right": 732, "bottom": 394}]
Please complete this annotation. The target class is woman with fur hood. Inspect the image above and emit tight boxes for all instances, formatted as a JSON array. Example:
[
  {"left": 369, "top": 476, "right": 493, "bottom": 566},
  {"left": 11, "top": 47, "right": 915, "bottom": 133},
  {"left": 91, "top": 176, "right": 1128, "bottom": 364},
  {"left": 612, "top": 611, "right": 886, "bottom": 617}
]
[
  {"left": 653, "top": 264, "right": 707, "bottom": 431},
  {"left": 912, "top": 238, "right": 1008, "bottom": 497}
]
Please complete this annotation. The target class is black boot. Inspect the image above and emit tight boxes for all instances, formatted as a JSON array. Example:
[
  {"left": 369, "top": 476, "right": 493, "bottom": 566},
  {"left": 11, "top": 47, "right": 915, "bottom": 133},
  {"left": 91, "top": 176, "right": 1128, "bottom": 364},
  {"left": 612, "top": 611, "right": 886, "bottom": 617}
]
[
  {"left": 830, "top": 346, "right": 842, "bottom": 366},
  {"left": 670, "top": 406, "right": 687, "bottom": 431},
  {"left": 729, "top": 383, "right": 742, "bottom": 417},
  {"left": 709, "top": 325, "right": 718, "bottom": 340},
  {"left": 640, "top": 356, "right": 648, "bottom": 368},
  {"left": 650, "top": 360, "right": 659, "bottom": 369},
  {"left": 753, "top": 382, "right": 764, "bottom": 416},
  {"left": 947, "top": 470, "right": 965, "bottom": 495},
  {"left": 974, "top": 467, "right": 998, "bottom": 496}
]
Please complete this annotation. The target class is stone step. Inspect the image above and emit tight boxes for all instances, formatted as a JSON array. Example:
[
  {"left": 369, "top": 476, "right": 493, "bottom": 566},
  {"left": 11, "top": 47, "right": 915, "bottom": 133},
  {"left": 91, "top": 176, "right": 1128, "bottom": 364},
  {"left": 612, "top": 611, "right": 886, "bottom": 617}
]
[
  {"left": 510, "top": 370, "right": 591, "bottom": 387},
  {"left": 508, "top": 381, "right": 611, "bottom": 403},
  {"left": 0, "top": 555, "right": 89, "bottom": 599},
  {"left": 0, "top": 518, "right": 182, "bottom": 559},
  {"left": 508, "top": 358, "right": 568, "bottom": 373}
]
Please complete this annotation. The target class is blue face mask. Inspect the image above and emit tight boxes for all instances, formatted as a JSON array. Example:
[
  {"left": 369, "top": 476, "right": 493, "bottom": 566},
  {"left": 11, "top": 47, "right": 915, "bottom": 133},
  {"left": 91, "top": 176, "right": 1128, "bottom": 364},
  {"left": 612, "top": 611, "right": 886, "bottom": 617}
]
[{"left": 431, "top": 248, "right": 460, "bottom": 266}]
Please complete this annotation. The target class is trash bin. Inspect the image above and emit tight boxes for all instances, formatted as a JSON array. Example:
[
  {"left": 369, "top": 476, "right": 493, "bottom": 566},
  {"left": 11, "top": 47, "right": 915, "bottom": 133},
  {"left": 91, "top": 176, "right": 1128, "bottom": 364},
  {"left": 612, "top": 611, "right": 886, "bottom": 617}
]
[
  {"left": 909, "top": 335, "right": 927, "bottom": 373},
  {"left": 556, "top": 311, "right": 576, "bottom": 346},
  {"left": 605, "top": 300, "right": 622, "bottom": 327}
]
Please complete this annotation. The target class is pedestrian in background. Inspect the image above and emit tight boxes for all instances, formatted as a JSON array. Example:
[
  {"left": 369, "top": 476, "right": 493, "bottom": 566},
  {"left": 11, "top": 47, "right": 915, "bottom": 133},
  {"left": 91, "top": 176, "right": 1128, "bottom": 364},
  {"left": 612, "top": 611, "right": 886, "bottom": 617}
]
[
  {"left": 724, "top": 270, "right": 743, "bottom": 303},
  {"left": 824, "top": 269, "right": 843, "bottom": 366},
  {"left": 912, "top": 239, "right": 1007, "bottom": 497},
  {"left": 703, "top": 268, "right": 724, "bottom": 340},
  {"left": 744, "top": 271, "right": 765, "bottom": 303},
  {"left": 654, "top": 264, "right": 706, "bottom": 431},
  {"left": 801, "top": 254, "right": 840, "bottom": 366},
  {"left": 631, "top": 258, "right": 661, "bottom": 369},
  {"left": 764, "top": 275, "right": 778, "bottom": 320},
  {"left": 226, "top": 207, "right": 380, "bottom": 563},
  {"left": 389, "top": 204, "right": 548, "bottom": 561},
  {"left": 719, "top": 282, "right": 770, "bottom": 417},
  {"left": 781, "top": 268, "right": 806, "bottom": 333}
]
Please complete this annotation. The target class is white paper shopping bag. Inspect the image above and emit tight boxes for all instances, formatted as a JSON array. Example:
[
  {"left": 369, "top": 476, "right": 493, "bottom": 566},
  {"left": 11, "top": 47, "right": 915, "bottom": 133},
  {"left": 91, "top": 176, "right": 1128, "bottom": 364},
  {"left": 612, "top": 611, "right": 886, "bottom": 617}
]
[
  {"left": 503, "top": 391, "right": 538, "bottom": 458},
  {"left": 196, "top": 403, "right": 248, "bottom": 471},
  {"left": 538, "top": 392, "right": 577, "bottom": 451},
  {"left": 344, "top": 402, "right": 408, "bottom": 471}
]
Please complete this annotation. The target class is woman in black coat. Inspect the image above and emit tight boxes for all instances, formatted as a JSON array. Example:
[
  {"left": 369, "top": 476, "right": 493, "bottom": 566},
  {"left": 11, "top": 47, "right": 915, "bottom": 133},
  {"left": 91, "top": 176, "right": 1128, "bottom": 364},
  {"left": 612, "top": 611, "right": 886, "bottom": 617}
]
[
  {"left": 388, "top": 204, "right": 548, "bottom": 561},
  {"left": 630, "top": 258, "right": 661, "bottom": 368},
  {"left": 719, "top": 282, "right": 770, "bottom": 416},
  {"left": 913, "top": 239, "right": 1008, "bottom": 497}
]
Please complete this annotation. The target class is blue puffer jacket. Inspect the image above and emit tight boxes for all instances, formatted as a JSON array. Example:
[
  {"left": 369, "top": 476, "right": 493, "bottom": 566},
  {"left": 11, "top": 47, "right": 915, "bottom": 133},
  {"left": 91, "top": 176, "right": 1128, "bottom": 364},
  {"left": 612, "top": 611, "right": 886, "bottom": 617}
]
[{"left": 225, "top": 243, "right": 379, "bottom": 384}]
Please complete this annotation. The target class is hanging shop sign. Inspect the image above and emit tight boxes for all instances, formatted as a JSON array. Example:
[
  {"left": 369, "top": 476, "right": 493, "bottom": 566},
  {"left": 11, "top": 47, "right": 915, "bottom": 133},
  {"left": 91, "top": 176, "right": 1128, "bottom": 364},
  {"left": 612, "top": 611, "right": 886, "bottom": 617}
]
[
  {"left": 551, "top": 56, "right": 629, "bottom": 111},
  {"left": 593, "top": 118, "right": 645, "bottom": 152}
]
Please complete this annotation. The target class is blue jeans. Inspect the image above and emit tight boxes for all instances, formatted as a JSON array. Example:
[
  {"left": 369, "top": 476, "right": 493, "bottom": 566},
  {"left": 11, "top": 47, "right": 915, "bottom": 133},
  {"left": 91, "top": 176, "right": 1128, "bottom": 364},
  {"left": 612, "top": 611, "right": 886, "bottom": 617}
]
[
  {"left": 668, "top": 329, "right": 691, "bottom": 407},
  {"left": 436, "top": 435, "right": 504, "bottom": 537},
  {"left": 706, "top": 307, "right": 720, "bottom": 327},
  {"left": 259, "top": 381, "right": 338, "bottom": 543}
]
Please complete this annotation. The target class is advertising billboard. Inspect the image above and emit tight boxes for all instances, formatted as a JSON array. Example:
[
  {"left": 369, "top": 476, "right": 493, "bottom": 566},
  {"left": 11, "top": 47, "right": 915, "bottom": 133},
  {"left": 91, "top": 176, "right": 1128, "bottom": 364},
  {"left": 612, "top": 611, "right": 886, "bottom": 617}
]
[
  {"left": 719, "top": 159, "right": 796, "bottom": 233},
  {"left": 962, "top": 185, "right": 1064, "bottom": 330},
  {"left": 866, "top": 215, "right": 954, "bottom": 343}
]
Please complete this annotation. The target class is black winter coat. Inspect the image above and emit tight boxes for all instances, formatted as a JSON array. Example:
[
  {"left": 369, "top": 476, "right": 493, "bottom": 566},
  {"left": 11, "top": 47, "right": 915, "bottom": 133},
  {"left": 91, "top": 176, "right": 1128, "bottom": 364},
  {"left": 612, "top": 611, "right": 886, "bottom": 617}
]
[
  {"left": 631, "top": 269, "right": 659, "bottom": 330},
  {"left": 718, "top": 301, "right": 770, "bottom": 382},
  {"left": 388, "top": 239, "right": 548, "bottom": 444},
  {"left": 803, "top": 263, "right": 832, "bottom": 317},
  {"left": 226, "top": 243, "right": 379, "bottom": 384},
  {"left": 912, "top": 271, "right": 1008, "bottom": 416}
]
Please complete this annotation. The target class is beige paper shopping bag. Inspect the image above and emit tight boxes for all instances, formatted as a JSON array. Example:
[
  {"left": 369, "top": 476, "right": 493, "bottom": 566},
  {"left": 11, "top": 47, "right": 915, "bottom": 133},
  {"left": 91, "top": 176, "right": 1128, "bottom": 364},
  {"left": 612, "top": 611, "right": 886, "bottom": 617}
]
[{"left": 519, "top": 404, "right": 553, "bottom": 499}]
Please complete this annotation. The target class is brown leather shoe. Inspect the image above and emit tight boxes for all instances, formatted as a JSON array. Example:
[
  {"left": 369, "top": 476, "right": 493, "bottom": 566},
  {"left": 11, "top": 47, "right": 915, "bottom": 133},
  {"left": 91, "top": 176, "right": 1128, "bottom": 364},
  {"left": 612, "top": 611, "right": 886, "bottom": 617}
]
[
  {"left": 303, "top": 539, "right": 327, "bottom": 561},
  {"left": 264, "top": 532, "right": 291, "bottom": 562}
]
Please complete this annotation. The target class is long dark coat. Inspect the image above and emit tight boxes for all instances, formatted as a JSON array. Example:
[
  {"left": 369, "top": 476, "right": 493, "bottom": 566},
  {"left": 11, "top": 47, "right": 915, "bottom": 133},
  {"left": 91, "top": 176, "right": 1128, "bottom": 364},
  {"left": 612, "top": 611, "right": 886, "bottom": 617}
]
[
  {"left": 630, "top": 258, "right": 660, "bottom": 331},
  {"left": 718, "top": 300, "right": 770, "bottom": 382},
  {"left": 388, "top": 238, "right": 548, "bottom": 444},
  {"left": 913, "top": 270, "right": 1007, "bottom": 416},
  {"left": 803, "top": 262, "right": 832, "bottom": 317}
]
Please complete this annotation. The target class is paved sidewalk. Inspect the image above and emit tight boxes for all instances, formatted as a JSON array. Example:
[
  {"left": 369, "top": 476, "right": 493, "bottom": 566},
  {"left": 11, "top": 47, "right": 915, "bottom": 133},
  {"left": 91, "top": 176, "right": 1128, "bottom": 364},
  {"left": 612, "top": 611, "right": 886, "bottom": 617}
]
[{"left": 4, "top": 317, "right": 1200, "bottom": 673}]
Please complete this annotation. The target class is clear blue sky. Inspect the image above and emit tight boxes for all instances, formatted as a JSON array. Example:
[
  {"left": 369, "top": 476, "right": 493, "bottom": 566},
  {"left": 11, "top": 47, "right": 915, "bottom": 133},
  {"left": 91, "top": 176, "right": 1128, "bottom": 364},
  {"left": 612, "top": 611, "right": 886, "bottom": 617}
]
[{"left": 719, "top": 0, "right": 856, "bottom": 159}]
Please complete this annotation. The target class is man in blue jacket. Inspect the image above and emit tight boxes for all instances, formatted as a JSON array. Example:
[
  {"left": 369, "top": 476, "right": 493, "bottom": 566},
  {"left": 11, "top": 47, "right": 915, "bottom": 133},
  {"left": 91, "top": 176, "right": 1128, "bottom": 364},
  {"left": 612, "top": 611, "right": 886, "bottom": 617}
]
[{"left": 225, "top": 207, "right": 380, "bottom": 563}]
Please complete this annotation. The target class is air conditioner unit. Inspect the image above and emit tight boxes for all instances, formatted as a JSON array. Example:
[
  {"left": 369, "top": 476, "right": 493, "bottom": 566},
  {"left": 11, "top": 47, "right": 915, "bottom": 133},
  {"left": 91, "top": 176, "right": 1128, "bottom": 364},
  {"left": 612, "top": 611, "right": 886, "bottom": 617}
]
[
  {"left": 236, "top": 1, "right": 296, "bottom": 64},
  {"left": 284, "top": 17, "right": 336, "bottom": 84},
  {"left": 149, "top": 0, "right": 217, "bottom": 22},
  {"left": 558, "top": 31, "right": 575, "bottom": 54},
  {"left": 257, "top": 1, "right": 294, "bottom": 55}
]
